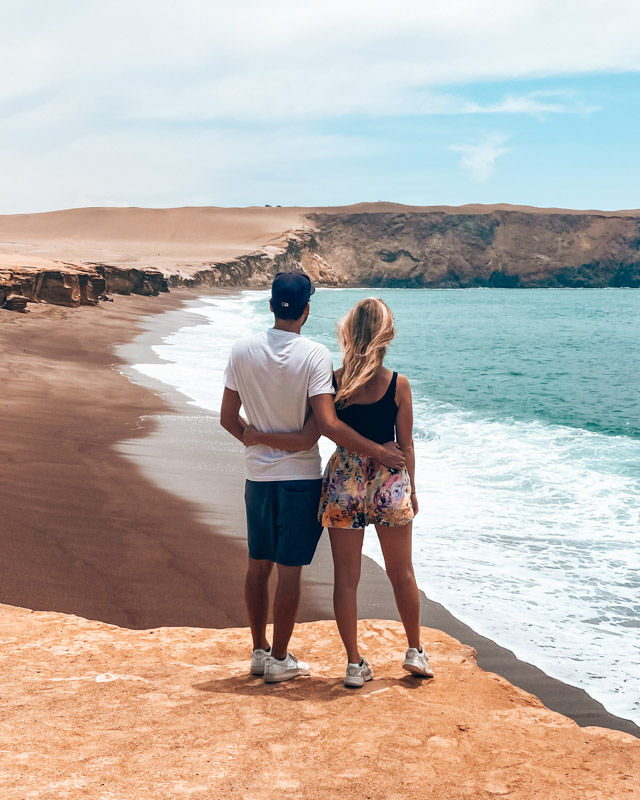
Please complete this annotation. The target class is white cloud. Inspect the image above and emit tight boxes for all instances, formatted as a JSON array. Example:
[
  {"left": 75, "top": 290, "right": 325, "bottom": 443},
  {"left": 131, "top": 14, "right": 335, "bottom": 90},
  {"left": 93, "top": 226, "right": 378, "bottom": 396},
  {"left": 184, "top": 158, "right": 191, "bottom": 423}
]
[
  {"left": 0, "top": 1, "right": 638, "bottom": 121},
  {"left": 451, "top": 134, "right": 510, "bottom": 181},
  {"left": 460, "top": 91, "right": 600, "bottom": 119},
  {"left": 0, "top": 1, "right": 637, "bottom": 209}
]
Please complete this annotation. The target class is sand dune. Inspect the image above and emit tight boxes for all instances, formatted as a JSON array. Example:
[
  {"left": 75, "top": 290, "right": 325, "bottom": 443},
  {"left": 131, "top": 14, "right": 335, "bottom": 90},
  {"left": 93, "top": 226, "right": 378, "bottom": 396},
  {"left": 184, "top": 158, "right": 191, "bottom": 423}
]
[
  {"left": 0, "top": 206, "right": 312, "bottom": 270},
  {"left": 2, "top": 202, "right": 639, "bottom": 274}
]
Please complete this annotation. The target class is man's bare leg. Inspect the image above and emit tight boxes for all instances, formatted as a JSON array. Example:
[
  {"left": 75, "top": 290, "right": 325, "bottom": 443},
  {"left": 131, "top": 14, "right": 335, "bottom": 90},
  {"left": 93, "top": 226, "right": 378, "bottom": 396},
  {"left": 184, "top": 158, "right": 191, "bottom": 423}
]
[
  {"left": 271, "top": 564, "right": 302, "bottom": 659},
  {"left": 245, "top": 558, "right": 273, "bottom": 651}
]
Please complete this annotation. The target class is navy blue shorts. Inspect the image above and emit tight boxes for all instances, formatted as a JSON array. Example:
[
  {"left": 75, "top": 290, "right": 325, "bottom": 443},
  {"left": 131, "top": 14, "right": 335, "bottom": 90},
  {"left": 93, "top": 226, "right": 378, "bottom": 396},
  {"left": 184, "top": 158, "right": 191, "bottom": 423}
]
[{"left": 244, "top": 479, "right": 323, "bottom": 566}]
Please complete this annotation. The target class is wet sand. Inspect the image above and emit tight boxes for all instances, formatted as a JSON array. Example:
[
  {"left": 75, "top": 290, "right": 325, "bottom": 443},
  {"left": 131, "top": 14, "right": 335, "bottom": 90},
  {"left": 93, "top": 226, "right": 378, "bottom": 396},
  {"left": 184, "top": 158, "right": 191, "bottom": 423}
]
[{"left": 0, "top": 289, "right": 637, "bottom": 738}]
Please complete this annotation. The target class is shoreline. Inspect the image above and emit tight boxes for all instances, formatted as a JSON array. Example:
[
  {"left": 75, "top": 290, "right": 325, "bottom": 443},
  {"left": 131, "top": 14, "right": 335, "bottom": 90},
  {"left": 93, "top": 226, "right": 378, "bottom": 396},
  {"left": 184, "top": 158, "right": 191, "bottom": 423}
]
[
  {"left": 1, "top": 288, "right": 638, "bottom": 738},
  {"left": 118, "top": 289, "right": 640, "bottom": 737}
]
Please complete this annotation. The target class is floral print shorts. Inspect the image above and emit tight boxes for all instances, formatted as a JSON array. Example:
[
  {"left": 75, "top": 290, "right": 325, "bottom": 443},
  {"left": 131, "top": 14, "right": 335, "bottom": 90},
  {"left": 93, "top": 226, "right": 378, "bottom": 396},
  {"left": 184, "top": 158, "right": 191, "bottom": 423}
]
[{"left": 319, "top": 446, "right": 415, "bottom": 529}]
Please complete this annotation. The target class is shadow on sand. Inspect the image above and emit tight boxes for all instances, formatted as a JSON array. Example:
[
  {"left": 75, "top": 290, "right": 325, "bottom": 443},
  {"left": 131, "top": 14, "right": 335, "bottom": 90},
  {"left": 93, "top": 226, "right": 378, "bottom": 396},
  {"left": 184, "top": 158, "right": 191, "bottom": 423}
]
[{"left": 193, "top": 672, "right": 432, "bottom": 702}]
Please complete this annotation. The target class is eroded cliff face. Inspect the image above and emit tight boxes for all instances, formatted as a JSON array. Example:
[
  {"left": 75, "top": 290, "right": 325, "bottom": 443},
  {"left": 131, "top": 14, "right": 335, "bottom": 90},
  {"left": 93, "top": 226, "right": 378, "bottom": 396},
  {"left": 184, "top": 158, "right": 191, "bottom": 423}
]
[
  {"left": 2, "top": 205, "right": 639, "bottom": 311},
  {"left": 306, "top": 210, "right": 640, "bottom": 288},
  {"left": 167, "top": 230, "right": 343, "bottom": 291},
  {"left": 0, "top": 263, "right": 168, "bottom": 311}
]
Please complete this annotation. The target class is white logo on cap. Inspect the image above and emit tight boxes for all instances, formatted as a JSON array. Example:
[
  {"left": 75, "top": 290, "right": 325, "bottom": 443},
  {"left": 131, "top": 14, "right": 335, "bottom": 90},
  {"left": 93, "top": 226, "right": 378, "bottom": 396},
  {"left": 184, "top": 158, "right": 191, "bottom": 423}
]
[{"left": 281, "top": 301, "right": 289, "bottom": 306}]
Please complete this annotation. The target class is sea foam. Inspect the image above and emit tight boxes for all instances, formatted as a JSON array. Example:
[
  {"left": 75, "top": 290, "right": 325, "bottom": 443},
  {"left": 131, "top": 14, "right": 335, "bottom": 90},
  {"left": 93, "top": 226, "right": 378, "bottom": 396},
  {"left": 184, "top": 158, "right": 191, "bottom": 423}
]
[{"left": 132, "top": 289, "right": 640, "bottom": 725}]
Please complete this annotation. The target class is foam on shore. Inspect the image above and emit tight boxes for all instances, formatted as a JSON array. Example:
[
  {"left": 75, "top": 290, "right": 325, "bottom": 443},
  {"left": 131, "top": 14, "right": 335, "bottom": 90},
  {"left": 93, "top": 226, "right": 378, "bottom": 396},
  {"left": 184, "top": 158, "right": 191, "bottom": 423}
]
[{"left": 131, "top": 289, "right": 640, "bottom": 726}]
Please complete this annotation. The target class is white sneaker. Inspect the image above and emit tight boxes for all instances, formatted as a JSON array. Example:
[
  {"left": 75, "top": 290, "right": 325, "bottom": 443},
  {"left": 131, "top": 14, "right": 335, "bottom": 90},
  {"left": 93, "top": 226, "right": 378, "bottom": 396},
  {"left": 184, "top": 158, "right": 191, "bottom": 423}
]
[
  {"left": 344, "top": 657, "right": 374, "bottom": 688},
  {"left": 251, "top": 647, "right": 271, "bottom": 676},
  {"left": 403, "top": 647, "right": 434, "bottom": 677},
  {"left": 263, "top": 652, "right": 310, "bottom": 683}
]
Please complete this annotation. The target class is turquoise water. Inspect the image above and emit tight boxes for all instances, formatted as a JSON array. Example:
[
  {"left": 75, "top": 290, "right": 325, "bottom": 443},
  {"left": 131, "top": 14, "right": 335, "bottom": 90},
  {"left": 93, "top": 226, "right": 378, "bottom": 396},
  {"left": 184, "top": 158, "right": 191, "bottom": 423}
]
[
  {"left": 132, "top": 287, "right": 640, "bottom": 724},
  {"left": 304, "top": 288, "right": 640, "bottom": 441}
]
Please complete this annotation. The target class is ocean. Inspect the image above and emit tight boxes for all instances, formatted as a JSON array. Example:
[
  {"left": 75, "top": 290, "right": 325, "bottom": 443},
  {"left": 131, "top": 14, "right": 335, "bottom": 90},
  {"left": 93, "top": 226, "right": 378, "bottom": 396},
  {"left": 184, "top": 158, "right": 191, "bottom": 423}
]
[{"left": 132, "top": 287, "right": 640, "bottom": 724}]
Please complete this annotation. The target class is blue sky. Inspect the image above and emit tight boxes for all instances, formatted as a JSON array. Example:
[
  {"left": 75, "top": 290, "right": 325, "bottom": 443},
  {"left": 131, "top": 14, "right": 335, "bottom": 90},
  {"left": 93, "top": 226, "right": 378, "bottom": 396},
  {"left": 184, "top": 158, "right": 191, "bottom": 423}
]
[{"left": 1, "top": 0, "right": 639, "bottom": 212}]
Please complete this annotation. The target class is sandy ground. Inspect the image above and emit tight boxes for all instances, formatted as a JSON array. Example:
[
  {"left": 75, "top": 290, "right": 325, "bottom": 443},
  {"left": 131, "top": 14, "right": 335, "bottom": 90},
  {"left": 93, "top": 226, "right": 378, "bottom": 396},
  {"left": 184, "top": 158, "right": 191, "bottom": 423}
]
[
  {"left": 1, "top": 606, "right": 639, "bottom": 800},
  {"left": 0, "top": 293, "right": 249, "bottom": 629},
  {"left": 0, "top": 206, "right": 311, "bottom": 274}
]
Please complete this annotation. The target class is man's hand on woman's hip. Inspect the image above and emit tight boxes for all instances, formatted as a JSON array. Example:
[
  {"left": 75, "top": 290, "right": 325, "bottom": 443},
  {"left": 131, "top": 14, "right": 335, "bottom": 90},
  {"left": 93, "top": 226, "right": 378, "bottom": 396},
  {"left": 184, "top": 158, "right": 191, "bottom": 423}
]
[{"left": 377, "top": 441, "right": 406, "bottom": 471}]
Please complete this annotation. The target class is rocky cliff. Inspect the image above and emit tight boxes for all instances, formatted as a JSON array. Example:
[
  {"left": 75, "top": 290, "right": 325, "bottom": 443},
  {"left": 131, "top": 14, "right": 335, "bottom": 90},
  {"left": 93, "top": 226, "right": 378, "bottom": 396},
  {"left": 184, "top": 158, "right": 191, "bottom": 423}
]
[
  {"left": 0, "top": 262, "right": 168, "bottom": 311},
  {"left": 2, "top": 604, "right": 639, "bottom": 799},
  {"left": 305, "top": 207, "right": 640, "bottom": 288},
  {"left": 1, "top": 204, "right": 639, "bottom": 311}
]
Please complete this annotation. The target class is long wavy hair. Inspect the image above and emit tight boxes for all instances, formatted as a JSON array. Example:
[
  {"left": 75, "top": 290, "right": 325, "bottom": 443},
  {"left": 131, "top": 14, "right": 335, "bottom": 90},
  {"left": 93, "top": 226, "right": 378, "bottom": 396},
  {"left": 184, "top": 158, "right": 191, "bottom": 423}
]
[{"left": 335, "top": 297, "right": 395, "bottom": 408}]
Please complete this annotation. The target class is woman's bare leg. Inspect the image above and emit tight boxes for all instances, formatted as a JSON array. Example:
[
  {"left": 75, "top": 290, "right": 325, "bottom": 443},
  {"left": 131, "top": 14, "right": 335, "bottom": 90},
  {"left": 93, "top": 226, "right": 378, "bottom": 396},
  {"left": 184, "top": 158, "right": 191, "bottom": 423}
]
[
  {"left": 375, "top": 522, "right": 421, "bottom": 650},
  {"left": 329, "top": 527, "right": 365, "bottom": 664}
]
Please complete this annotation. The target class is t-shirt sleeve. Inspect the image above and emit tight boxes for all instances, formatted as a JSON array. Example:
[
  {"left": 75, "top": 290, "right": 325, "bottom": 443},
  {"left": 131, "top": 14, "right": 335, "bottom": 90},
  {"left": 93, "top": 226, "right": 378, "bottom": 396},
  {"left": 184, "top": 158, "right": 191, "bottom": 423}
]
[
  {"left": 308, "top": 346, "right": 335, "bottom": 397},
  {"left": 224, "top": 348, "right": 238, "bottom": 391}
]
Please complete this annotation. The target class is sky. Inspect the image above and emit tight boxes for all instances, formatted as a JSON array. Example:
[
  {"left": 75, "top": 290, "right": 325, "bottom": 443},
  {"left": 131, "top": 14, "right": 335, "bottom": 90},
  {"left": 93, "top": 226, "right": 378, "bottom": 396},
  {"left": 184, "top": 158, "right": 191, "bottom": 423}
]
[{"left": 1, "top": 0, "right": 639, "bottom": 213}]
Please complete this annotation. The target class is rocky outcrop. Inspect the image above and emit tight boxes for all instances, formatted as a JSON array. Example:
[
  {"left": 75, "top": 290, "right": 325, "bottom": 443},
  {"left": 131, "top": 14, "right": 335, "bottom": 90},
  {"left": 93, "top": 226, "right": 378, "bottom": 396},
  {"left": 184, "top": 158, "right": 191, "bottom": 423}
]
[
  {"left": 91, "top": 264, "right": 168, "bottom": 296},
  {"left": 2, "top": 205, "right": 639, "bottom": 311},
  {"left": 0, "top": 264, "right": 167, "bottom": 311},
  {"left": 168, "top": 230, "right": 343, "bottom": 290},
  {"left": 2, "top": 293, "right": 28, "bottom": 312},
  {"left": 2, "top": 604, "right": 639, "bottom": 799},
  {"left": 305, "top": 210, "right": 640, "bottom": 288},
  {"left": 162, "top": 207, "right": 640, "bottom": 291}
]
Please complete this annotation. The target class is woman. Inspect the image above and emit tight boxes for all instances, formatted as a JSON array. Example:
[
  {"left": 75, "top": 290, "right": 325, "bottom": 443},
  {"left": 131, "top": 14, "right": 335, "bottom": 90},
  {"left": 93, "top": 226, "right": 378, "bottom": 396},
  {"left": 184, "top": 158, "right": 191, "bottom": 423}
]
[{"left": 245, "top": 298, "right": 433, "bottom": 687}]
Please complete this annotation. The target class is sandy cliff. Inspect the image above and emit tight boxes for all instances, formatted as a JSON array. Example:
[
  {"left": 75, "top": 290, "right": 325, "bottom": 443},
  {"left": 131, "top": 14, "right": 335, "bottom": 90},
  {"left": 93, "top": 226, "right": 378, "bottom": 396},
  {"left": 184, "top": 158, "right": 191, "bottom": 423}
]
[
  {"left": 1, "top": 203, "right": 639, "bottom": 310},
  {"left": 2, "top": 603, "right": 639, "bottom": 799}
]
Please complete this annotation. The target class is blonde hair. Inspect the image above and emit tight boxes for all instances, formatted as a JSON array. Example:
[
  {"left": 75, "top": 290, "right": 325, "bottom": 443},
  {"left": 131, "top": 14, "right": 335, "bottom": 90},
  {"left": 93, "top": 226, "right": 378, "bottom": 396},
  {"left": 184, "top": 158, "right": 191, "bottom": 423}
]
[{"left": 335, "top": 297, "right": 395, "bottom": 408}]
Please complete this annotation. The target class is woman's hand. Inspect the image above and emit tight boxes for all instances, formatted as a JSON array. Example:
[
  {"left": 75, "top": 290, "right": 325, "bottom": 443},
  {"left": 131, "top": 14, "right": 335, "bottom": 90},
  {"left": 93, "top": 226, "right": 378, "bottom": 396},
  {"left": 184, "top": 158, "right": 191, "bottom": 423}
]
[
  {"left": 410, "top": 491, "right": 419, "bottom": 515},
  {"left": 242, "top": 424, "right": 261, "bottom": 447}
]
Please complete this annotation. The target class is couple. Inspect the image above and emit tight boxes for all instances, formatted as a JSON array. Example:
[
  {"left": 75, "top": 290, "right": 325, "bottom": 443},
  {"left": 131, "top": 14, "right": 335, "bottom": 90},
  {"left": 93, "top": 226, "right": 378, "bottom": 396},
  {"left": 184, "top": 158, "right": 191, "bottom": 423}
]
[{"left": 220, "top": 272, "right": 433, "bottom": 688}]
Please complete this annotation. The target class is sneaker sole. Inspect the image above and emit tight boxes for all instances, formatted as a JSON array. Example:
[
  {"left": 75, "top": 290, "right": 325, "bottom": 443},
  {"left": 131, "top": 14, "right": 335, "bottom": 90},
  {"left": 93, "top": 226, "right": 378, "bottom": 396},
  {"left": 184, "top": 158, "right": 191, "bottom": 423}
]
[
  {"left": 263, "top": 668, "right": 310, "bottom": 683},
  {"left": 344, "top": 673, "right": 373, "bottom": 688},
  {"left": 251, "top": 666, "right": 265, "bottom": 676},
  {"left": 402, "top": 663, "right": 434, "bottom": 678}
]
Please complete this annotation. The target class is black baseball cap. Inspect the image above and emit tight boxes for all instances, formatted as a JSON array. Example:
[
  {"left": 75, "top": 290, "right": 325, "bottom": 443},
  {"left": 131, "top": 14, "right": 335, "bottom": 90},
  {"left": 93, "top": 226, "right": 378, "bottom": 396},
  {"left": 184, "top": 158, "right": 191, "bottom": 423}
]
[{"left": 271, "top": 271, "right": 315, "bottom": 319}]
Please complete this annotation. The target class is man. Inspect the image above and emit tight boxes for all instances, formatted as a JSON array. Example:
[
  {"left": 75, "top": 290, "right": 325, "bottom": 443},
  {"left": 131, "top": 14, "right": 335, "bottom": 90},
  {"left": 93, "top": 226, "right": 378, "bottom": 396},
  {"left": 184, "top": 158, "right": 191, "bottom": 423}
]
[{"left": 220, "top": 272, "right": 405, "bottom": 683}]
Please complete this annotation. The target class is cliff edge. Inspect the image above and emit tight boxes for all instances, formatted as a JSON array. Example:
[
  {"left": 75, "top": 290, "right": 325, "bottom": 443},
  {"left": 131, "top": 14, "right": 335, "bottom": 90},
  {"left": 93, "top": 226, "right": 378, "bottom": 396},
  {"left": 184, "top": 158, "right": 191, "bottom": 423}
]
[
  {"left": 1, "top": 203, "right": 639, "bottom": 310},
  {"left": 1, "top": 603, "right": 638, "bottom": 799},
  {"left": 307, "top": 206, "right": 640, "bottom": 288}
]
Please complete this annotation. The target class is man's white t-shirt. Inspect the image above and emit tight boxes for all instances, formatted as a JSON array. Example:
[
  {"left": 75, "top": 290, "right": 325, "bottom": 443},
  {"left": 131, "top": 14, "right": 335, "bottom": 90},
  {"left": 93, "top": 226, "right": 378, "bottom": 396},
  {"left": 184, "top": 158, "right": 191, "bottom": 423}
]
[{"left": 224, "top": 328, "right": 334, "bottom": 481}]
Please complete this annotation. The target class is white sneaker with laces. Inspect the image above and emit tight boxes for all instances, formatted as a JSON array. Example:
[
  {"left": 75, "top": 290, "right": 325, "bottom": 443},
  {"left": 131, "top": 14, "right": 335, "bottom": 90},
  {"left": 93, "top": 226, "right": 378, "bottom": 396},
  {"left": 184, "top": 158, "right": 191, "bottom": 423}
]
[
  {"left": 251, "top": 647, "right": 271, "bottom": 675},
  {"left": 344, "top": 657, "right": 374, "bottom": 688},
  {"left": 403, "top": 647, "right": 434, "bottom": 677},
  {"left": 263, "top": 652, "right": 310, "bottom": 683}
]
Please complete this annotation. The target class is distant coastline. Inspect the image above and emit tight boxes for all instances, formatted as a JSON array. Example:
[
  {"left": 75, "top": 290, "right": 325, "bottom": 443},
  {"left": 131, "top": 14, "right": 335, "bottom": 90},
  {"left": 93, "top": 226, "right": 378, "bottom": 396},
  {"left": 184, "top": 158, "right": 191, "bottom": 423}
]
[{"left": 1, "top": 203, "right": 639, "bottom": 312}]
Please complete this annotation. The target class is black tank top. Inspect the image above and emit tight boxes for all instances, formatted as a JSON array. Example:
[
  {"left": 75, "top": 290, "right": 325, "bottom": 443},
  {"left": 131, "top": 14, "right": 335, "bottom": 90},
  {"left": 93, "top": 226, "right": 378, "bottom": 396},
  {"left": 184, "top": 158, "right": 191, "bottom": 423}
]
[{"left": 334, "top": 371, "right": 398, "bottom": 444}]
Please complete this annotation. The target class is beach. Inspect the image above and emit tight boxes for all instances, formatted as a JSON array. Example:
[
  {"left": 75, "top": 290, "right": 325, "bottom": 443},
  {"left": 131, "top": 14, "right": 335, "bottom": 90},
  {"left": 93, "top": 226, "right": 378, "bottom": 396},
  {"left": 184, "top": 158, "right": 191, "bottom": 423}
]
[
  {"left": 121, "top": 287, "right": 640, "bottom": 730},
  {"left": 2, "top": 287, "right": 640, "bottom": 796},
  {"left": 1, "top": 288, "right": 638, "bottom": 734},
  {"left": 4, "top": 0, "right": 640, "bottom": 792}
]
